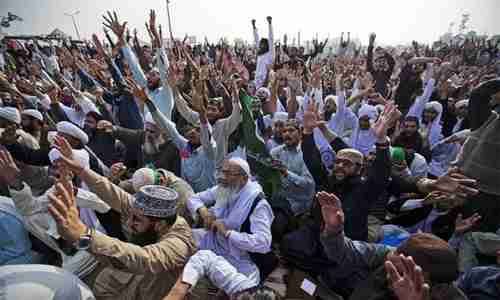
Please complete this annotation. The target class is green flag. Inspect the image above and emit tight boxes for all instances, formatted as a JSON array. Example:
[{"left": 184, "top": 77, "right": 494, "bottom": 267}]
[{"left": 239, "top": 92, "right": 281, "bottom": 199}]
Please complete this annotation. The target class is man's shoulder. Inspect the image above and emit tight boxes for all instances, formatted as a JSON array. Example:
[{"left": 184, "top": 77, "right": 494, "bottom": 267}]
[
  {"left": 270, "top": 144, "right": 286, "bottom": 155},
  {"left": 158, "top": 216, "right": 193, "bottom": 241}
]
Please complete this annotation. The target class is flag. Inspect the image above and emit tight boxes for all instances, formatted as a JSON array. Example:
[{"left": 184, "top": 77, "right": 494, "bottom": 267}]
[{"left": 239, "top": 92, "right": 281, "bottom": 199}]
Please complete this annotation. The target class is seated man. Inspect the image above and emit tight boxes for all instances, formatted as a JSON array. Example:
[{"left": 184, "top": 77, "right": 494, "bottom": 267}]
[
  {"left": 35, "top": 137, "right": 196, "bottom": 300},
  {"left": 125, "top": 167, "right": 195, "bottom": 226},
  {"left": 187, "top": 158, "right": 274, "bottom": 284},
  {"left": 317, "top": 191, "right": 465, "bottom": 299},
  {"left": 1, "top": 148, "right": 110, "bottom": 277},
  {"left": 270, "top": 119, "right": 315, "bottom": 241}
]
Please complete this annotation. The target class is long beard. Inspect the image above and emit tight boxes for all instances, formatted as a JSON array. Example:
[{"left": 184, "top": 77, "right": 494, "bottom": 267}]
[
  {"left": 214, "top": 185, "right": 238, "bottom": 208},
  {"left": 129, "top": 227, "right": 158, "bottom": 247}
]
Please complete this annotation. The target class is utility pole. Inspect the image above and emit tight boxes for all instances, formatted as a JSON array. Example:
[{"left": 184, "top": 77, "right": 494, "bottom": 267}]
[
  {"left": 166, "top": 0, "right": 174, "bottom": 42},
  {"left": 65, "top": 10, "right": 81, "bottom": 40}
]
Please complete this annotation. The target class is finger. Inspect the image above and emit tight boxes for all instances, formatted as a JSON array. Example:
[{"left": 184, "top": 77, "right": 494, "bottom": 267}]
[
  {"left": 48, "top": 204, "right": 66, "bottom": 225},
  {"left": 457, "top": 184, "right": 479, "bottom": 196},
  {"left": 390, "top": 254, "right": 407, "bottom": 278},
  {"left": 0, "top": 151, "right": 7, "bottom": 167},
  {"left": 102, "top": 14, "right": 111, "bottom": 25},
  {"left": 384, "top": 261, "right": 401, "bottom": 284},
  {"left": 422, "top": 283, "right": 430, "bottom": 299},
  {"left": 3, "top": 150, "right": 14, "bottom": 165},
  {"left": 106, "top": 11, "right": 114, "bottom": 23},
  {"left": 404, "top": 256, "right": 418, "bottom": 285},
  {"left": 455, "top": 178, "right": 478, "bottom": 187},
  {"left": 48, "top": 193, "right": 69, "bottom": 219},
  {"left": 55, "top": 182, "right": 74, "bottom": 208}
]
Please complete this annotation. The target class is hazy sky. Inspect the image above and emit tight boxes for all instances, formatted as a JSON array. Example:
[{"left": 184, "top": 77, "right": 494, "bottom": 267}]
[{"left": 1, "top": 0, "right": 499, "bottom": 45}]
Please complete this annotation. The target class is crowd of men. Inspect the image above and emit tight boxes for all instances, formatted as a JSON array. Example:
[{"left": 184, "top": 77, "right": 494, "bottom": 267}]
[{"left": 0, "top": 8, "right": 499, "bottom": 300}]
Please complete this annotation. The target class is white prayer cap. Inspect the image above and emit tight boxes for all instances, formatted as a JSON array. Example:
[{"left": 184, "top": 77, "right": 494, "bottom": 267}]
[
  {"left": 0, "top": 107, "right": 21, "bottom": 124},
  {"left": 56, "top": 121, "right": 89, "bottom": 145},
  {"left": 262, "top": 115, "right": 273, "bottom": 129},
  {"left": 48, "top": 148, "right": 90, "bottom": 170},
  {"left": 263, "top": 112, "right": 288, "bottom": 128},
  {"left": 424, "top": 101, "right": 443, "bottom": 115},
  {"left": 337, "top": 148, "right": 364, "bottom": 165},
  {"left": 324, "top": 95, "right": 337, "bottom": 106},
  {"left": 132, "top": 168, "right": 158, "bottom": 192},
  {"left": 455, "top": 99, "right": 469, "bottom": 110},
  {"left": 256, "top": 87, "right": 271, "bottom": 99},
  {"left": 227, "top": 157, "right": 251, "bottom": 177},
  {"left": 0, "top": 264, "right": 95, "bottom": 300},
  {"left": 22, "top": 109, "right": 44, "bottom": 122}
]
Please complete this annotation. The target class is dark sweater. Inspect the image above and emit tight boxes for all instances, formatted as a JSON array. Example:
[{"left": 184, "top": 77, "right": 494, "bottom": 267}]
[{"left": 301, "top": 133, "right": 391, "bottom": 241}]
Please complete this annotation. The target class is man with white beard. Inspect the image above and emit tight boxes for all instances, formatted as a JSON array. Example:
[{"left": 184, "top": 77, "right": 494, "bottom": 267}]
[
  {"left": 187, "top": 158, "right": 274, "bottom": 285},
  {"left": 97, "top": 112, "right": 181, "bottom": 176}
]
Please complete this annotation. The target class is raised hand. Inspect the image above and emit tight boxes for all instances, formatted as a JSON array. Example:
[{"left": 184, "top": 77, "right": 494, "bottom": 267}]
[
  {"left": 385, "top": 255, "right": 430, "bottom": 300},
  {"left": 303, "top": 100, "right": 323, "bottom": 134},
  {"left": 0, "top": 150, "right": 21, "bottom": 186},
  {"left": 369, "top": 33, "right": 377, "bottom": 46},
  {"left": 335, "top": 72, "right": 344, "bottom": 92},
  {"left": 125, "top": 77, "right": 149, "bottom": 103},
  {"left": 317, "top": 191, "right": 344, "bottom": 232},
  {"left": 92, "top": 34, "right": 108, "bottom": 59},
  {"left": 455, "top": 213, "right": 481, "bottom": 235},
  {"left": 48, "top": 181, "right": 88, "bottom": 243},
  {"left": 103, "top": 11, "right": 128, "bottom": 42},
  {"left": 52, "top": 136, "right": 85, "bottom": 177},
  {"left": 372, "top": 102, "right": 401, "bottom": 142},
  {"left": 0, "top": 124, "right": 18, "bottom": 145}
]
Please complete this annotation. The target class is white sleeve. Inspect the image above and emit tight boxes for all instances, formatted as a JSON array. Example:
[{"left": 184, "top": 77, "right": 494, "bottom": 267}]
[{"left": 187, "top": 187, "right": 218, "bottom": 218}]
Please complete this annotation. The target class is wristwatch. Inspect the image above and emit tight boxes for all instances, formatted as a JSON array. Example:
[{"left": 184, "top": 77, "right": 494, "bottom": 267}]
[{"left": 74, "top": 227, "right": 93, "bottom": 251}]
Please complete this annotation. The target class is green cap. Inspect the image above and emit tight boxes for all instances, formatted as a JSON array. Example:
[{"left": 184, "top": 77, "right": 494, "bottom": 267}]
[{"left": 390, "top": 147, "right": 405, "bottom": 162}]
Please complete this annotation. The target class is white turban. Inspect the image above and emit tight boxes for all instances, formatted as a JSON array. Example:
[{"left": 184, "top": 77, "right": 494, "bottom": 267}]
[
  {"left": 455, "top": 99, "right": 469, "bottom": 110},
  {"left": 0, "top": 107, "right": 21, "bottom": 124},
  {"left": 22, "top": 109, "right": 44, "bottom": 122},
  {"left": 56, "top": 121, "right": 89, "bottom": 145},
  {"left": 132, "top": 168, "right": 158, "bottom": 192},
  {"left": 424, "top": 101, "right": 443, "bottom": 115},
  {"left": 48, "top": 148, "right": 90, "bottom": 170},
  {"left": 256, "top": 87, "right": 271, "bottom": 99},
  {"left": 228, "top": 157, "right": 251, "bottom": 177}
]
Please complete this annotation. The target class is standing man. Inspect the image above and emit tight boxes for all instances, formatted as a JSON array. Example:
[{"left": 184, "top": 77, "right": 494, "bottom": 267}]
[{"left": 252, "top": 16, "right": 274, "bottom": 89}]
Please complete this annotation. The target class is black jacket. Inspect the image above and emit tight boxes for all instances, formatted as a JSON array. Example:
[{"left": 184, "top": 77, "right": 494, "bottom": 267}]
[{"left": 301, "top": 134, "right": 391, "bottom": 241}]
